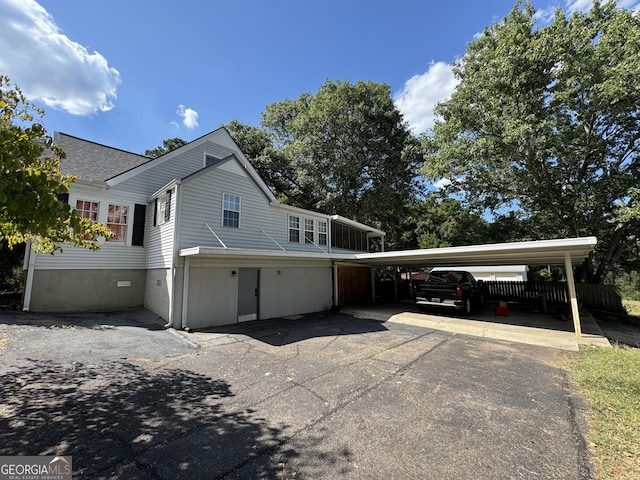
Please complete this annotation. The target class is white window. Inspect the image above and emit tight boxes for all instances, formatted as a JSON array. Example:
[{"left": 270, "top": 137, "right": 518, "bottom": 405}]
[
  {"left": 318, "top": 221, "right": 327, "bottom": 246},
  {"left": 106, "top": 204, "right": 128, "bottom": 242},
  {"left": 75, "top": 199, "right": 99, "bottom": 221},
  {"left": 288, "top": 215, "right": 300, "bottom": 243},
  {"left": 155, "top": 190, "right": 172, "bottom": 226},
  {"left": 304, "top": 218, "right": 314, "bottom": 244},
  {"left": 223, "top": 193, "right": 240, "bottom": 228}
]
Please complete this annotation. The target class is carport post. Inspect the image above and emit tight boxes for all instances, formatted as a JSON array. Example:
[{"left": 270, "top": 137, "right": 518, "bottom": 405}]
[{"left": 564, "top": 252, "right": 582, "bottom": 338}]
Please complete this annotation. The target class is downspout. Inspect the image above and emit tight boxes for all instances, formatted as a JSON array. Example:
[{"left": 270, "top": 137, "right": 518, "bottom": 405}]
[
  {"left": 165, "top": 182, "right": 181, "bottom": 328},
  {"left": 22, "top": 243, "right": 35, "bottom": 312}
]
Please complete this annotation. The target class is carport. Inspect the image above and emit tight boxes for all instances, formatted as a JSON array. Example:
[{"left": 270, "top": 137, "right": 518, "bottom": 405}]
[{"left": 351, "top": 237, "right": 598, "bottom": 338}]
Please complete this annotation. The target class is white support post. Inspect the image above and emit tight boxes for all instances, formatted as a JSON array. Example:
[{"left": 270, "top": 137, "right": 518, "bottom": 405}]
[{"left": 564, "top": 252, "right": 582, "bottom": 338}]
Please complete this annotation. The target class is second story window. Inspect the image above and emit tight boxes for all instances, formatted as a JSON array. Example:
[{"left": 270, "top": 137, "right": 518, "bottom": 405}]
[
  {"left": 106, "top": 204, "right": 128, "bottom": 243},
  {"left": 304, "top": 219, "right": 314, "bottom": 244},
  {"left": 288, "top": 215, "right": 300, "bottom": 242},
  {"left": 318, "top": 221, "right": 327, "bottom": 246},
  {"left": 223, "top": 193, "right": 240, "bottom": 228}
]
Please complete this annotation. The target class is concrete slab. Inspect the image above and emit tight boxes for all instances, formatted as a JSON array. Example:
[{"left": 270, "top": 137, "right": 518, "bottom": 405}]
[{"left": 342, "top": 303, "right": 611, "bottom": 351}]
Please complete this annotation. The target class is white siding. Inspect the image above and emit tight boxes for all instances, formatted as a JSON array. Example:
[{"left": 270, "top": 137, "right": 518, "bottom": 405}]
[
  {"left": 34, "top": 185, "right": 147, "bottom": 270},
  {"left": 145, "top": 188, "right": 176, "bottom": 269},
  {"left": 115, "top": 142, "right": 235, "bottom": 197},
  {"left": 177, "top": 164, "right": 329, "bottom": 254}
]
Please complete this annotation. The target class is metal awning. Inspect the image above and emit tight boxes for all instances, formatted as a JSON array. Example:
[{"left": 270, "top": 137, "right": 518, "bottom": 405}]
[
  {"left": 352, "top": 237, "right": 597, "bottom": 340},
  {"left": 352, "top": 237, "right": 597, "bottom": 267}
]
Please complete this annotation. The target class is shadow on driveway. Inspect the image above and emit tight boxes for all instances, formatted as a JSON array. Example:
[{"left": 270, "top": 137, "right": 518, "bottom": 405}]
[
  {"left": 0, "top": 359, "right": 335, "bottom": 479},
  {"left": 195, "top": 311, "right": 388, "bottom": 346}
]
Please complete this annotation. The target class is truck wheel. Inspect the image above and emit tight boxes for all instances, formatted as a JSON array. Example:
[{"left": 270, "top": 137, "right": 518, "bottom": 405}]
[{"left": 463, "top": 298, "right": 472, "bottom": 315}]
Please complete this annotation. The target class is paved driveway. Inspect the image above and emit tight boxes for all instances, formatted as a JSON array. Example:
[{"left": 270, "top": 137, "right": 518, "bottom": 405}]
[{"left": 0, "top": 309, "right": 594, "bottom": 479}]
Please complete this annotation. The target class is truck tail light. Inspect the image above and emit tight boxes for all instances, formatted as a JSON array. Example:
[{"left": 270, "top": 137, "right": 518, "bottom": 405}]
[{"left": 455, "top": 284, "right": 462, "bottom": 297}]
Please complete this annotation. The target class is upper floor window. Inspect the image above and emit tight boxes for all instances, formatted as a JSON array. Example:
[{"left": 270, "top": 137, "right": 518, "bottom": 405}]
[
  {"left": 318, "top": 221, "right": 328, "bottom": 246},
  {"left": 155, "top": 190, "right": 172, "bottom": 226},
  {"left": 304, "top": 218, "right": 314, "bottom": 244},
  {"left": 331, "top": 221, "right": 368, "bottom": 251},
  {"left": 288, "top": 215, "right": 300, "bottom": 243},
  {"left": 106, "top": 204, "right": 128, "bottom": 242},
  {"left": 223, "top": 193, "right": 240, "bottom": 228}
]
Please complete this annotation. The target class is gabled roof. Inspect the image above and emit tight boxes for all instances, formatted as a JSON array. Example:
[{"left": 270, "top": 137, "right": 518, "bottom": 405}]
[{"left": 53, "top": 132, "right": 151, "bottom": 183}]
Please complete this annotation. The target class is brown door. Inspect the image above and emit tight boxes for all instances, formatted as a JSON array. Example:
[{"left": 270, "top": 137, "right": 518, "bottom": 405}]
[{"left": 337, "top": 267, "right": 371, "bottom": 306}]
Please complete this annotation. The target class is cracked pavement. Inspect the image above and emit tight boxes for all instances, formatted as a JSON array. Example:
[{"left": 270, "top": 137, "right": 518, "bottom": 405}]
[{"left": 0, "top": 309, "right": 594, "bottom": 479}]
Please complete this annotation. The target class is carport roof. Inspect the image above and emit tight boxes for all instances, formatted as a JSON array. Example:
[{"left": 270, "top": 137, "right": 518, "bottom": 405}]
[{"left": 352, "top": 237, "right": 597, "bottom": 267}]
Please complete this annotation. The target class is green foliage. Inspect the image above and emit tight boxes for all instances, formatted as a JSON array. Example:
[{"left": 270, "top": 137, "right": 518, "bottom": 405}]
[
  {"left": 222, "top": 120, "right": 296, "bottom": 202},
  {"left": 144, "top": 137, "right": 187, "bottom": 158},
  {"left": 0, "top": 76, "right": 112, "bottom": 253},
  {"left": 0, "top": 240, "right": 24, "bottom": 292},
  {"left": 262, "top": 80, "right": 424, "bottom": 247},
  {"left": 398, "top": 194, "right": 491, "bottom": 249},
  {"left": 611, "top": 270, "right": 640, "bottom": 301},
  {"left": 423, "top": 1, "right": 640, "bottom": 282},
  {"left": 225, "top": 81, "right": 424, "bottom": 248}
]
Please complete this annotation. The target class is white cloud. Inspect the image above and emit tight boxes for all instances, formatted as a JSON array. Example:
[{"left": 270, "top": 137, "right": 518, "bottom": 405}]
[
  {"left": 393, "top": 61, "right": 459, "bottom": 134},
  {"left": 0, "top": 0, "right": 120, "bottom": 115},
  {"left": 433, "top": 178, "right": 452, "bottom": 190},
  {"left": 176, "top": 105, "right": 199, "bottom": 129}
]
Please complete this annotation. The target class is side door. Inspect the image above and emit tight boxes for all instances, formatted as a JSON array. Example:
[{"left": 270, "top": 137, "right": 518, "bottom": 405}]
[{"left": 237, "top": 268, "right": 259, "bottom": 322}]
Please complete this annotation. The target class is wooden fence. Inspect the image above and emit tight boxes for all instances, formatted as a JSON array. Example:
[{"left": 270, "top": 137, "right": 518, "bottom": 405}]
[{"left": 483, "top": 281, "right": 625, "bottom": 313}]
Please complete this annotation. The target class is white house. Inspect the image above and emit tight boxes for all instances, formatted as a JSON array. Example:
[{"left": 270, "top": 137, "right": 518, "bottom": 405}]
[
  {"left": 22, "top": 129, "right": 385, "bottom": 329},
  {"left": 430, "top": 266, "right": 529, "bottom": 282}
]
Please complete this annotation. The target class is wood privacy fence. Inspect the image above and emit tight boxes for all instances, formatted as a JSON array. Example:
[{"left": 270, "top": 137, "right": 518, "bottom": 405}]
[{"left": 483, "top": 281, "right": 625, "bottom": 313}]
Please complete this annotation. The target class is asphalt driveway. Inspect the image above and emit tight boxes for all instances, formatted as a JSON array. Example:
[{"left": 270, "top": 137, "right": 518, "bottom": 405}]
[{"left": 0, "top": 309, "right": 594, "bottom": 479}]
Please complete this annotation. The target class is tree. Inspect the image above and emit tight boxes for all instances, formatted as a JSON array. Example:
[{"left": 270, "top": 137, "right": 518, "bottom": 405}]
[
  {"left": 260, "top": 80, "right": 424, "bottom": 247},
  {"left": 222, "top": 119, "right": 297, "bottom": 201},
  {"left": 423, "top": 1, "right": 640, "bottom": 282},
  {"left": 398, "top": 194, "right": 492, "bottom": 250},
  {"left": 0, "top": 76, "right": 112, "bottom": 253},
  {"left": 144, "top": 137, "right": 187, "bottom": 158}
]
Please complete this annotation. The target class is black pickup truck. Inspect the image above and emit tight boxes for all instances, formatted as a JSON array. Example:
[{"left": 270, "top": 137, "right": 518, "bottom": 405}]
[{"left": 415, "top": 270, "right": 484, "bottom": 315}]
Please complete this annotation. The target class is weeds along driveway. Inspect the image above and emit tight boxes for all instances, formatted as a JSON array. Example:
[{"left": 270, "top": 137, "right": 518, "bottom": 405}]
[{"left": 0, "top": 309, "right": 594, "bottom": 479}]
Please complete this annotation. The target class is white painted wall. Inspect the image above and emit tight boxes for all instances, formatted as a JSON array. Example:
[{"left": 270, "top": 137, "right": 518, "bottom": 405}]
[{"left": 179, "top": 257, "right": 333, "bottom": 329}]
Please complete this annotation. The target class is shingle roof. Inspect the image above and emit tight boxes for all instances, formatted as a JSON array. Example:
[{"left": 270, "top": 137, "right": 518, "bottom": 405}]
[{"left": 53, "top": 132, "right": 151, "bottom": 183}]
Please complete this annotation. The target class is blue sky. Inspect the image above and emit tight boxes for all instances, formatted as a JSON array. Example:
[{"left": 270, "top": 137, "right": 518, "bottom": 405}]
[{"left": 1, "top": 0, "right": 639, "bottom": 156}]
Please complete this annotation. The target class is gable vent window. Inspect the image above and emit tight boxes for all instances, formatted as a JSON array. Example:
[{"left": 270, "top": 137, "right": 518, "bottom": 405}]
[
  {"left": 205, "top": 154, "right": 221, "bottom": 167},
  {"left": 223, "top": 193, "right": 240, "bottom": 228}
]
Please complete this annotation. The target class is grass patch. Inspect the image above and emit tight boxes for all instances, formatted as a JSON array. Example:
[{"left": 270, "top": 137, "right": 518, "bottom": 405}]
[
  {"left": 570, "top": 345, "right": 640, "bottom": 479},
  {"left": 623, "top": 299, "right": 640, "bottom": 317}
]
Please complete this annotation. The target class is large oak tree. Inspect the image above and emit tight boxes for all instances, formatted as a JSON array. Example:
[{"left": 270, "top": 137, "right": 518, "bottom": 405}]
[
  {"left": 423, "top": 1, "right": 640, "bottom": 282},
  {"left": 258, "top": 80, "right": 424, "bottom": 247}
]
